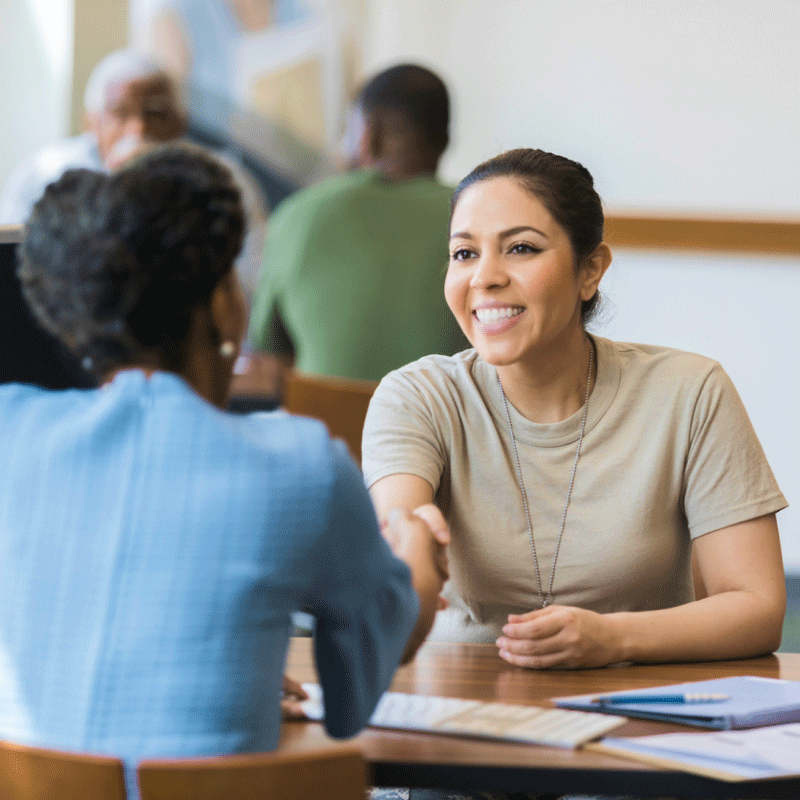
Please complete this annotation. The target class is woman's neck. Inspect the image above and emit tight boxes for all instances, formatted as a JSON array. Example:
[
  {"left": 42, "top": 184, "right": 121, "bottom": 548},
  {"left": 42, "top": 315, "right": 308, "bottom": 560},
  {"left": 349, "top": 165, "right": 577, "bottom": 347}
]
[
  {"left": 101, "top": 335, "right": 233, "bottom": 410},
  {"left": 496, "top": 331, "right": 595, "bottom": 424}
]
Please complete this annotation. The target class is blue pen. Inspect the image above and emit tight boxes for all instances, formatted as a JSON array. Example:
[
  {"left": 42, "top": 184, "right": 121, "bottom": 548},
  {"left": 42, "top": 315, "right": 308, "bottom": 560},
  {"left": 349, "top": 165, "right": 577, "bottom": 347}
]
[{"left": 590, "top": 692, "right": 729, "bottom": 705}]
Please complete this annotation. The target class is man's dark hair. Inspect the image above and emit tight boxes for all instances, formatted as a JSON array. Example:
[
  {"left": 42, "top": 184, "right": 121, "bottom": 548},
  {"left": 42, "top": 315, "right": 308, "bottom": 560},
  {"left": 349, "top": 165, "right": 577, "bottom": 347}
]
[
  {"left": 19, "top": 144, "right": 244, "bottom": 375},
  {"left": 358, "top": 64, "right": 450, "bottom": 155}
]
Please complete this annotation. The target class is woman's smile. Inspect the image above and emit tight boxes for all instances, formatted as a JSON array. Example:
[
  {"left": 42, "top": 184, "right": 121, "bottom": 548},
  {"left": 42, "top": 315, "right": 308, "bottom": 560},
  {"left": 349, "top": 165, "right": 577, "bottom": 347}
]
[{"left": 472, "top": 304, "right": 526, "bottom": 333}]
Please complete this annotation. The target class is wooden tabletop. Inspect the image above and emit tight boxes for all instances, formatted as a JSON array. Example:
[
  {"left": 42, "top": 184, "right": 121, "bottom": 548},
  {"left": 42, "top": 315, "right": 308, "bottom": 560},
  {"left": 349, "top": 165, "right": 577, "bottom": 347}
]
[{"left": 281, "top": 637, "right": 800, "bottom": 798}]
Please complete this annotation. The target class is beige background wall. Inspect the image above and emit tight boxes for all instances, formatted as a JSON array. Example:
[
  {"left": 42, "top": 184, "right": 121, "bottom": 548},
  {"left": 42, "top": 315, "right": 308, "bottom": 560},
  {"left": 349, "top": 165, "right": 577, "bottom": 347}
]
[{"left": 70, "top": 0, "right": 129, "bottom": 134}]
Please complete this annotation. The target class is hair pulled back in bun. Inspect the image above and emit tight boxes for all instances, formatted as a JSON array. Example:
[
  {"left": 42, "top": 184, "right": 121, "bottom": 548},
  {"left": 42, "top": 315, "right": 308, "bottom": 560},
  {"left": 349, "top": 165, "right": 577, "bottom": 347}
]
[{"left": 19, "top": 144, "right": 245, "bottom": 374}]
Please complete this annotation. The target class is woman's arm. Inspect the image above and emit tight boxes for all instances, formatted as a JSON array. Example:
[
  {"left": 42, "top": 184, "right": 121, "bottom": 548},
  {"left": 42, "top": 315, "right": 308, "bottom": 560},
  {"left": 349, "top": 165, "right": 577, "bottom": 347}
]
[
  {"left": 370, "top": 474, "right": 446, "bottom": 662},
  {"left": 496, "top": 513, "right": 786, "bottom": 668},
  {"left": 383, "top": 504, "right": 449, "bottom": 662},
  {"left": 370, "top": 473, "right": 435, "bottom": 517}
]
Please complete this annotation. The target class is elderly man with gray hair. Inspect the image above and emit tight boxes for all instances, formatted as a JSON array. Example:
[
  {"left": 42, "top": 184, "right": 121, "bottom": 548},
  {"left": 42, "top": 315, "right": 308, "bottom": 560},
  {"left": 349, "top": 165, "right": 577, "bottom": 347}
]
[
  {"left": 1, "top": 49, "right": 268, "bottom": 307},
  {"left": 0, "top": 50, "right": 186, "bottom": 224}
]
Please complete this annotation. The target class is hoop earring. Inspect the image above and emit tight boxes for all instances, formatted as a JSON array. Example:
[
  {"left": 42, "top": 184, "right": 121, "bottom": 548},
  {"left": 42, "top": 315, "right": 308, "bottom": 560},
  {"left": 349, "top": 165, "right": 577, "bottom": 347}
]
[{"left": 219, "top": 340, "right": 236, "bottom": 359}]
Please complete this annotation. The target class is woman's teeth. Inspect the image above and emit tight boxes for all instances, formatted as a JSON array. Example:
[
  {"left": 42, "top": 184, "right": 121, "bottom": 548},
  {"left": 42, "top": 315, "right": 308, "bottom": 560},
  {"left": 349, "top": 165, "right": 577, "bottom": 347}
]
[{"left": 474, "top": 306, "right": 524, "bottom": 323}]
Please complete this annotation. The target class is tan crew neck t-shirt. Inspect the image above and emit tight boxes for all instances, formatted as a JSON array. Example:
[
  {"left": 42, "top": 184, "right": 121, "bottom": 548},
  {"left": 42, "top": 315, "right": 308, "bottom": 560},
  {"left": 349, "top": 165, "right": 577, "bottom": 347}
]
[{"left": 362, "top": 336, "right": 787, "bottom": 643}]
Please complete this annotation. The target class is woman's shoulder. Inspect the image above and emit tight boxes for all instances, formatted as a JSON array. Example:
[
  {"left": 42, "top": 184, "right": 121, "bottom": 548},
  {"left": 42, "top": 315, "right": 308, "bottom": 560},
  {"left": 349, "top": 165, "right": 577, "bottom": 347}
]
[
  {"left": 601, "top": 337, "right": 724, "bottom": 381},
  {"left": 0, "top": 382, "right": 88, "bottom": 416},
  {"left": 229, "top": 406, "right": 337, "bottom": 463},
  {"left": 380, "top": 349, "right": 482, "bottom": 391}
]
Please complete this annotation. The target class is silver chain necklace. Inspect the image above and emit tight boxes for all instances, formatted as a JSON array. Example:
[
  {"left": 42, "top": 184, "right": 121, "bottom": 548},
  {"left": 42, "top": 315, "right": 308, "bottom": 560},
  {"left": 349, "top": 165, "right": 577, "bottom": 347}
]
[{"left": 497, "top": 341, "right": 594, "bottom": 609}]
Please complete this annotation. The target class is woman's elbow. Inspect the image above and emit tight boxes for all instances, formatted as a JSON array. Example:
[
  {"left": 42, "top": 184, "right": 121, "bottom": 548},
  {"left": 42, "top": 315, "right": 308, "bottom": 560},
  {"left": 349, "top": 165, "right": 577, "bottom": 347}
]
[{"left": 751, "top": 592, "right": 786, "bottom": 655}]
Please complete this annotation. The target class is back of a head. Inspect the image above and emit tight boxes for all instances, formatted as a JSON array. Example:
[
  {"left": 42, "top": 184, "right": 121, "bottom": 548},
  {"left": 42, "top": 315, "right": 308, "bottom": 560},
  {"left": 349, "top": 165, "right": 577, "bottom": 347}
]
[
  {"left": 19, "top": 144, "right": 245, "bottom": 376},
  {"left": 358, "top": 63, "right": 450, "bottom": 157}
]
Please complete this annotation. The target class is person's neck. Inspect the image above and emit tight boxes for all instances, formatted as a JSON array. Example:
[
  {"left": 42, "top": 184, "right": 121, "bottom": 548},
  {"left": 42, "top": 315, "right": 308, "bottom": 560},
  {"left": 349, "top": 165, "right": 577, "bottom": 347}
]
[
  {"left": 371, "top": 156, "right": 438, "bottom": 183},
  {"left": 496, "top": 330, "right": 595, "bottom": 424},
  {"left": 102, "top": 345, "right": 232, "bottom": 409}
]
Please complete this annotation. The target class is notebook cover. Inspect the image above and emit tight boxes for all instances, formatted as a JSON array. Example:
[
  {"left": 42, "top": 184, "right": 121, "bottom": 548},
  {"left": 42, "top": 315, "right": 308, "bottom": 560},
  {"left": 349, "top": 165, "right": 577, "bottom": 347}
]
[{"left": 555, "top": 676, "right": 800, "bottom": 730}]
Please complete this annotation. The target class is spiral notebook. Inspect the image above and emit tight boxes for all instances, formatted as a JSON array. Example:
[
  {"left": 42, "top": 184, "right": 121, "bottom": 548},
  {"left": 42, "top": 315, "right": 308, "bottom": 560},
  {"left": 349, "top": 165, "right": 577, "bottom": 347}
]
[{"left": 555, "top": 676, "right": 800, "bottom": 730}]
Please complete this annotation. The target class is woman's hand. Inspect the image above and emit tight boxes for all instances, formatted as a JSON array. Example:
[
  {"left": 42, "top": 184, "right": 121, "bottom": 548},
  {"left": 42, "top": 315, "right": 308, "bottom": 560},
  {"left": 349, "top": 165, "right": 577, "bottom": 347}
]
[
  {"left": 382, "top": 504, "right": 450, "bottom": 587},
  {"left": 496, "top": 605, "right": 622, "bottom": 669},
  {"left": 280, "top": 674, "right": 309, "bottom": 719},
  {"left": 382, "top": 504, "right": 450, "bottom": 663}
]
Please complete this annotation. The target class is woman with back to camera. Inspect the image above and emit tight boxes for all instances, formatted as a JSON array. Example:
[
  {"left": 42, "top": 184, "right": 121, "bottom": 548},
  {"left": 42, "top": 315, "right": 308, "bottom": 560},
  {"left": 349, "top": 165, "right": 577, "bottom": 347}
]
[
  {"left": 363, "top": 148, "right": 787, "bottom": 667},
  {"left": 0, "top": 144, "right": 447, "bottom": 791}
]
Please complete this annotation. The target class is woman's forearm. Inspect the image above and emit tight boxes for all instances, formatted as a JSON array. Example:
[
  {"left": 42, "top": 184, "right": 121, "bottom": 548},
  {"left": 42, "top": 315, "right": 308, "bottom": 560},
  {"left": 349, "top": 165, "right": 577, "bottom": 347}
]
[
  {"left": 609, "top": 589, "right": 785, "bottom": 663},
  {"left": 401, "top": 549, "right": 446, "bottom": 663}
]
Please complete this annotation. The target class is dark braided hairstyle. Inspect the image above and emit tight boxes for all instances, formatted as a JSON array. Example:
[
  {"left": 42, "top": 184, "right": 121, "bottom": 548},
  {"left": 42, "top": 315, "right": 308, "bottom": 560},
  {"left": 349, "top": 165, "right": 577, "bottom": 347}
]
[
  {"left": 19, "top": 144, "right": 245, "bottom": 375},
  {"left": 451, "top": 149, "right": 605, "bottom": 325}
]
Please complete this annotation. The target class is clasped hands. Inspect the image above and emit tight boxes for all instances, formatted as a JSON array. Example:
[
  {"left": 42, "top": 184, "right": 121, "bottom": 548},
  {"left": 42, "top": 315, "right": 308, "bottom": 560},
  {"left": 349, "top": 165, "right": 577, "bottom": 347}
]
[
  {"left": 381, "top": 503, "right": 450, "bottom": 598},
  {"left": 496, "top": 605, "right": 622, "bottom": 669}
]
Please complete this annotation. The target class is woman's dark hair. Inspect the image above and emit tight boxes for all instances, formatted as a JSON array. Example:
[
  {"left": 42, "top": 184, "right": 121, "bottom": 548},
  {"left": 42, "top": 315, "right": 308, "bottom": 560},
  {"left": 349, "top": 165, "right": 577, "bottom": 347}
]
[
  {"left": 19, "top": 144, "right": 245, "bottom": 374},
  {"left": 451, "top": 148, "right": 605, "bottom": 325}
]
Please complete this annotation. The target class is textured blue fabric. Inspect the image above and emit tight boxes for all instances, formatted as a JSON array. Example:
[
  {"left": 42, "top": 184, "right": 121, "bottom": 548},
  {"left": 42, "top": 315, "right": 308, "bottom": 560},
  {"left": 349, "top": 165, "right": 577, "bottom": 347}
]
[{"left": 0, "top": 370, "right": 417, "bottom": 795}]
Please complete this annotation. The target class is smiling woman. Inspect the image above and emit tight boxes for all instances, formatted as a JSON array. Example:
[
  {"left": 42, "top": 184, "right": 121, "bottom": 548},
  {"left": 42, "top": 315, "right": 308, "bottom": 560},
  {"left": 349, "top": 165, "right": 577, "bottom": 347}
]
[{"left": 362, "top": 147, "right": 788, "bottom": 669}]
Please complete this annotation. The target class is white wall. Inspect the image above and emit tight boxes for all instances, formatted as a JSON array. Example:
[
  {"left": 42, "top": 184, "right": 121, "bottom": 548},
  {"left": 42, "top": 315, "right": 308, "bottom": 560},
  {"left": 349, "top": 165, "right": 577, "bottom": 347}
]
[
  {"left": 0, "top": 0, "right": 73, "bottom": 188},
  {"left": 365, "top": 0, "right": 800, "bottom": 215},
  {"left": 596, "top": 251, "right": 800, "bottom": 571}
]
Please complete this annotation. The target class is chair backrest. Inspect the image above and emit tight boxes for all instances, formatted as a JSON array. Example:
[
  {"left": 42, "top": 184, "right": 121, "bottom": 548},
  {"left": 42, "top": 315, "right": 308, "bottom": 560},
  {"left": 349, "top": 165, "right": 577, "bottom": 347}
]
[
  {"left": 283, "top": 371, "right": 378, "bottom": 465},
  {"left": 0, "top": 225, "right": 96, "bottom": 390},
  {"left": 138, "top": 745, "right": 366, "bottom": 800},
  {"left": 0, "top": 739, "right": 126, "bottom": 800}
]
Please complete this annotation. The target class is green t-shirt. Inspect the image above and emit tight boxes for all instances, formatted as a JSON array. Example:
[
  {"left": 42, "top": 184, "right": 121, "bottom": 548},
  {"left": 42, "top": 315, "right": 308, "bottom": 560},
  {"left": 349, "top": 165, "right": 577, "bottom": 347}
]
[{"left": 248, "top": 169, "right": 469, "bottom": 381}]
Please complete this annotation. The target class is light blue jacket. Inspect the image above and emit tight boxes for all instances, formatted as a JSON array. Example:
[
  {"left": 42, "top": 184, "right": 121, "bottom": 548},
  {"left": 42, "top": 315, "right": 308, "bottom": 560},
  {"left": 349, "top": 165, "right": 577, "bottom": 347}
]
[{"left": 0, "top": 370, "right": 417, "bottom": 794}]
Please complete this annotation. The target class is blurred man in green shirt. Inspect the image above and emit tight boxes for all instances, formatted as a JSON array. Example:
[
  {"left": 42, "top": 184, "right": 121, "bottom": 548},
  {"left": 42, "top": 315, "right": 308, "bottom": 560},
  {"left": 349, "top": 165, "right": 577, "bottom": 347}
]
[{"left": 248, "top": 64, "right": 467, "bottom": 386}]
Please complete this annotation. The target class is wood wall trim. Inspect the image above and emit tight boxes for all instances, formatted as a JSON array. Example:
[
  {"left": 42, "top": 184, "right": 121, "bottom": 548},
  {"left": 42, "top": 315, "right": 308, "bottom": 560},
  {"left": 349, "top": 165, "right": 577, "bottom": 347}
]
[{"left": 605, "top": 215, "right": 800, "bottom": 255}]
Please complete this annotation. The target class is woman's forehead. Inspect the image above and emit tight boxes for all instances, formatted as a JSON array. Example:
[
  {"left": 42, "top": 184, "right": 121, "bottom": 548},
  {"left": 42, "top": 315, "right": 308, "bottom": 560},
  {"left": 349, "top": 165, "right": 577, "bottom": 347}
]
[{"left": 450, "top": 177, "right": 555, "bottom": 235}]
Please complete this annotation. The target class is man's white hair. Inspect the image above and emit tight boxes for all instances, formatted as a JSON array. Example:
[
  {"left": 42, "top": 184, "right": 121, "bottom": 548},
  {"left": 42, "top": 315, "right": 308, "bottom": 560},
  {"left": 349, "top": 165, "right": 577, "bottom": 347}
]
[{"left": 83, "top": 50, "right": 162, "bottom": 113}]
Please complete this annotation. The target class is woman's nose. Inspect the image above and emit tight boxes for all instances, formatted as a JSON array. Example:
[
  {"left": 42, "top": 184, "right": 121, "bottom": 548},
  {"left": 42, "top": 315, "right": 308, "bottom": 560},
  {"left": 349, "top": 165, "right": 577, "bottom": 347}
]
[{"left": 469, "top": 253, "right": 508, "bottom": 290}]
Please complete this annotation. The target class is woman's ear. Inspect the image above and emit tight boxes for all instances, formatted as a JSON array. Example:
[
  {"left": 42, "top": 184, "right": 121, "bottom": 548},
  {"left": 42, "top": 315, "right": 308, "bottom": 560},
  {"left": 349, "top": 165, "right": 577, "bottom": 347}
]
[
  {"left": 210, "top": 270, "right": 246, "bottom": 355},
  {"left": 580, "top": 242, "right": 612, "bottom": 303}
]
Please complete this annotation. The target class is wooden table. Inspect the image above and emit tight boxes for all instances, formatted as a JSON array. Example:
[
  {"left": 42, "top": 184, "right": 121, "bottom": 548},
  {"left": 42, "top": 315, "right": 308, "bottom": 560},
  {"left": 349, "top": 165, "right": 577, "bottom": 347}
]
[{"left": 281, "top": 637, "right": 800, "bottom": 798}]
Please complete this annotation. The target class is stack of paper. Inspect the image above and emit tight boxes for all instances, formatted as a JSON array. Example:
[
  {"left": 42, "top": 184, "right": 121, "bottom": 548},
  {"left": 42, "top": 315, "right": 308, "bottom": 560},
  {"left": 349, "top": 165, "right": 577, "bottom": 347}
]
[{"left": 587, "top": 723, "right": 800, "bottom": 781}]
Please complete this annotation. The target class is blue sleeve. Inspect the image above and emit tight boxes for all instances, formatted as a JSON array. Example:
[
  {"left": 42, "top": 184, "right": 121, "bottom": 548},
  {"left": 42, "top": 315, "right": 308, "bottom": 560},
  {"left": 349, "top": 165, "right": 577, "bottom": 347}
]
[{"left": 305, "top": 440, "right": 419, "bottom": 739}]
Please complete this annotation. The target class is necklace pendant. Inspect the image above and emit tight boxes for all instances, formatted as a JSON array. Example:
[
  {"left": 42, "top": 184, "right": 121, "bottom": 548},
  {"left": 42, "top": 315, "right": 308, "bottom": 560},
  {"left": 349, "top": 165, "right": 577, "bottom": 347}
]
[{"left": 498, "top": 338, "right": 594, "bottom": 623}]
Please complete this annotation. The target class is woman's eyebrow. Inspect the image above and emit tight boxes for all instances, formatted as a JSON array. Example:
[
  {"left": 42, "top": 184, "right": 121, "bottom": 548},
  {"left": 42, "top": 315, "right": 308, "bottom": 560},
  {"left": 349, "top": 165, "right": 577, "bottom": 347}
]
[
  {"left": 500, "top": 225, "right": 547, "bottom": 239},
  {"left": 449, "top": 226, "right": 548, "bottom": 240}
]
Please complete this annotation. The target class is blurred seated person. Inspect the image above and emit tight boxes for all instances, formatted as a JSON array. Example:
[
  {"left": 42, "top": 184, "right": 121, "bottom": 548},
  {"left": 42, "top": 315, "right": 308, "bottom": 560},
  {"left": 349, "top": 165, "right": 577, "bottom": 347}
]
[
  {"left": 0, "top": 146, "right": 447, "bottom": 797},
  {"left": 0, "top": 50, "right": 184, "bottom": 223},
  {"left": 0, "top": 49, "right": 267, "bottom": 305},
  {"left": 247, "top": 64, "right": 469, "bottom": 394}
]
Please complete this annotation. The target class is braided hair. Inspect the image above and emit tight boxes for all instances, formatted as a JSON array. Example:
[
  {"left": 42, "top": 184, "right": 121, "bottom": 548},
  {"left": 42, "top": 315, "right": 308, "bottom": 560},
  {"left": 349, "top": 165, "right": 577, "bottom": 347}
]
[{"left": 20, "top": 144, "right": 245, "bottom": 374}]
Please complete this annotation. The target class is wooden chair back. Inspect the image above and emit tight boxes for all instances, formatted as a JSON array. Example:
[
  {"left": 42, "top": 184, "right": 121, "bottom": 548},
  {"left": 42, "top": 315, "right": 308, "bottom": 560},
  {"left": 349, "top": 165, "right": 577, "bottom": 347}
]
[
  {"left": 138, "top": 745, "right": 367, "bottom": 800},
  {"left": 0, "top": 739, "right": 126, "bottom": 800},
  {"left": 283, "top": 372, "right": 378, "bottom": 465}
]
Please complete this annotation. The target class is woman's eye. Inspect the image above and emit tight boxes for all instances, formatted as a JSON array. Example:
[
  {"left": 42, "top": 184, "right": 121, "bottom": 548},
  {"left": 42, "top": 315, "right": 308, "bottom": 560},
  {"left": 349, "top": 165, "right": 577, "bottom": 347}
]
[
  {"left": 450, "top": 248, "right": 475, "bottom": 261},
  {"left": 509, "top": 242, "right": 540, "bottom": 255}
]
